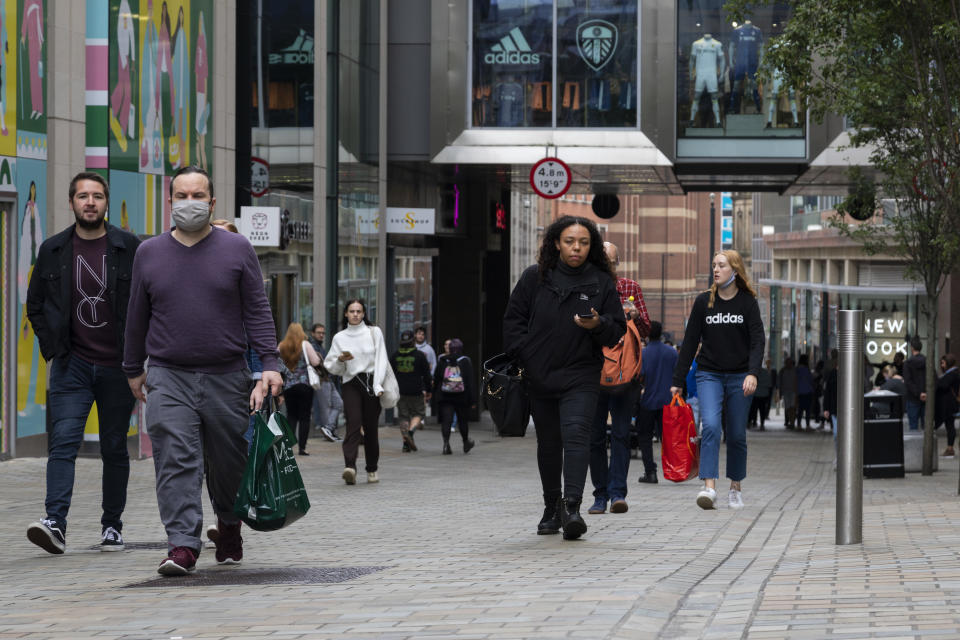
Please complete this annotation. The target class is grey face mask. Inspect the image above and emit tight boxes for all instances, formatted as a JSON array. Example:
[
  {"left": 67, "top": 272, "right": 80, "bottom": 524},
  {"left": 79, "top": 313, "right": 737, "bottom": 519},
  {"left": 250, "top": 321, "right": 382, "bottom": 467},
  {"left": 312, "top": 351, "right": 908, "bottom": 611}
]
[{"left": 171, "top": 199, "right": 211, "bottom": 232}]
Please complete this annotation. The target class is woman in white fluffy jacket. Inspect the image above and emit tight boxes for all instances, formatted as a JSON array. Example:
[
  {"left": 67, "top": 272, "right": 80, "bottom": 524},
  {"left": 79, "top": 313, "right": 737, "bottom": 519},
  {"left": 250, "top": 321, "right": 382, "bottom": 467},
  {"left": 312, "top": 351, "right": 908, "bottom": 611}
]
[{"left": 323, "top": 299, "right": 390, "bottom": 485}]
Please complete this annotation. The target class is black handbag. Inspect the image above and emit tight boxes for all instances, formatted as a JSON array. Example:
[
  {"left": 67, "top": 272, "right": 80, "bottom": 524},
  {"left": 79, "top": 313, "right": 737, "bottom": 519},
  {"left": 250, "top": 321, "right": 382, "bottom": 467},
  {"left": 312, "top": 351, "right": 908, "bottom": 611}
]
[{"left": 482, "top": 353, "right": 530, "bottom": 437}]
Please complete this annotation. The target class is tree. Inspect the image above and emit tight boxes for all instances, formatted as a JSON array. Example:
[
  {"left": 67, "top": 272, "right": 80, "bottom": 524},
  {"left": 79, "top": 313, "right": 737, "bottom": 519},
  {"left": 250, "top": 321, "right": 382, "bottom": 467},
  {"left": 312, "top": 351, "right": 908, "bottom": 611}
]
[{"left": 724, "top": 0, "right": 960, "bottom": 475}]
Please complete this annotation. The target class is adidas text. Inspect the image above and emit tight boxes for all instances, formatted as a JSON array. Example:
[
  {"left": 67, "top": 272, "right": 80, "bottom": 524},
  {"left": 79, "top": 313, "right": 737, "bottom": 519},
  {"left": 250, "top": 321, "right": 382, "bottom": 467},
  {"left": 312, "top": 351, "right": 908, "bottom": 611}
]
[
  {"left": 484, "top": 51, "right": 541, "bottom": 64},
  {"left": 705, "top": 313, "right": 744, "bottom": 324}
]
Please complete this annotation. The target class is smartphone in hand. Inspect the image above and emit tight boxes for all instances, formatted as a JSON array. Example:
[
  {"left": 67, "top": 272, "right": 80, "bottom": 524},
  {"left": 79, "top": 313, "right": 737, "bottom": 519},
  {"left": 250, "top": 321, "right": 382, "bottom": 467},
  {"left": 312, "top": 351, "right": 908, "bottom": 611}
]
[{"left": 576, "top": 312, "right": 597, "bottom": 319}]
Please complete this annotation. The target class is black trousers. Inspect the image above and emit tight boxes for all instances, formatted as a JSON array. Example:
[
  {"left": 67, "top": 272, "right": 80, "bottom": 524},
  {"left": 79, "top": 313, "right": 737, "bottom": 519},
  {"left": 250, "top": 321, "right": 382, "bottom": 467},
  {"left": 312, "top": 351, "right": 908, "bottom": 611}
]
[
  {"left": 341, "top": 377, "right": 382, "bottom": 472},
  {"left": 283, "top": 384, "right": 315, "bottom": 451},
  {"left": 635, "top": 406, "right": 661, "bottom": 475},
  {"left": 439, "top": 402, "right": 470, "bottom": 443},
  {"left": 530, "top": 389, "right": 598, "bottom": 502}
]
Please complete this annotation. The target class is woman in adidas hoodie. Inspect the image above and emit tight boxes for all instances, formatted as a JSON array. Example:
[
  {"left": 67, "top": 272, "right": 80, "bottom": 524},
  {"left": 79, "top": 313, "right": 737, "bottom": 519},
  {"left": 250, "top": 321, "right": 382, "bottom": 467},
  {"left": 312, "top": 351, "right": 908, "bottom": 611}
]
[
  {"left": 671, "top": 250, "right": 765, "bottom": 511},
  {"left": 324, "top": 299, "right": 390, "bottom": 486},
  {"left": 503, "top": 216, "right": 625, "bottom": 541}
]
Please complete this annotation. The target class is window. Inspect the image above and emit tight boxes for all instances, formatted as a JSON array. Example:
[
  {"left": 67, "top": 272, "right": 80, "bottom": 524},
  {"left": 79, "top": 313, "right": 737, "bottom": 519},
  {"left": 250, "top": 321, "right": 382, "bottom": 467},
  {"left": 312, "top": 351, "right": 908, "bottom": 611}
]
[
  {"left": 471, "top": 0, "right": 638, "bottom": 128},
  {"left": 677, "top": 1, "right": 804, "bottom": 158}
]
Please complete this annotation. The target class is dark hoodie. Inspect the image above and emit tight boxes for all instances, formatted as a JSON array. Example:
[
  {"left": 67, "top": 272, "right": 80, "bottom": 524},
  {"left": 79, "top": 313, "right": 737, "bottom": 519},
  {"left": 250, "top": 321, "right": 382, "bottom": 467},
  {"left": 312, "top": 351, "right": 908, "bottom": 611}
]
[
  {"left": 503, "top": 262, "right": 625, "bottom": 396},
  {"left": 903, "top": 352, "right": 926, "bottom": 402}
]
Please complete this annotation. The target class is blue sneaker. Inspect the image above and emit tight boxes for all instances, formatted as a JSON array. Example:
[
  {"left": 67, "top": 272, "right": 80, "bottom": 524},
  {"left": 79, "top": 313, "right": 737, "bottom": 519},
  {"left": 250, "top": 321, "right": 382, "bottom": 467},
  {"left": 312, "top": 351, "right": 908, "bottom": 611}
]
[{"left": 587, "top": 497, "right": 607, "bottom": 514}]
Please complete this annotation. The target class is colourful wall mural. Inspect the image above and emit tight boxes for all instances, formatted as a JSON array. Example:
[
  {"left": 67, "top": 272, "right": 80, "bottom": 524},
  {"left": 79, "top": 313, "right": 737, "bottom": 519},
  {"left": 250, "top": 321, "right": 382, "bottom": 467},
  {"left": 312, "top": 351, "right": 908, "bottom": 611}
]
[{"left": 7, "top": 0, "right": 211, "bottom": 446}]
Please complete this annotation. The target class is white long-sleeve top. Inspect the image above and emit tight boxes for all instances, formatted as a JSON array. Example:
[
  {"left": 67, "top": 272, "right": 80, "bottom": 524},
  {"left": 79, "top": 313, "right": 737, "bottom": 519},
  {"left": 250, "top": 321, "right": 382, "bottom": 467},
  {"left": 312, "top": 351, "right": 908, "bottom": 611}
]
[{"left": 323, "top": 323, "right": 390, "bottom": 395}]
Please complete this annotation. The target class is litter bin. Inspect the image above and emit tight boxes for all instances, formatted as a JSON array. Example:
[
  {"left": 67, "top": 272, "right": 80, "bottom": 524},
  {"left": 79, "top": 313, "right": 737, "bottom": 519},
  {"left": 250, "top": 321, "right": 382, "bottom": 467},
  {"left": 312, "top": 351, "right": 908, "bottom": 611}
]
[{"left": 863, "top": 389, "right": 905, "bottom": 478}]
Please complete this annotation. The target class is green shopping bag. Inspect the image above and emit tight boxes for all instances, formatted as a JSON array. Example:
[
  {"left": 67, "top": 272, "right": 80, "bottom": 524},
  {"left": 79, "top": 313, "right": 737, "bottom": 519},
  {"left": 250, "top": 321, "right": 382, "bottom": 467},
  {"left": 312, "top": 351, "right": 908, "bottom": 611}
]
[{"left": 233, "top": 402, "right": 311, "bottom": 531}]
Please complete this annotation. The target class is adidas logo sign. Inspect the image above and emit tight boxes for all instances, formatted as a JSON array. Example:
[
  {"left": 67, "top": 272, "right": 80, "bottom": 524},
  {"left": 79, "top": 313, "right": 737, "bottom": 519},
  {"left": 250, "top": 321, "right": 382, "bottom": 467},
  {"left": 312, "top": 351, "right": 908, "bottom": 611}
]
[
  {"left": 270, "top": 29, "right": 314, "bottom": 65},
  {"left": 705, "top": 313, "right": 744, "bottom": 325},
  {"left": 484, "top": 27, "right": 541, "bottom": 65}
]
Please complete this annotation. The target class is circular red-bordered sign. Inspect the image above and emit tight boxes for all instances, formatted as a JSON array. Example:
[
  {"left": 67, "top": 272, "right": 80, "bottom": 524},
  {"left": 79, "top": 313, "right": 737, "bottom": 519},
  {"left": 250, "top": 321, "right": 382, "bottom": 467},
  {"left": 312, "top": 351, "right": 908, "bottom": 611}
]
[
  {"left": 250, "top": 156, "right": 270, "bottom": 197},
  {"left": 530, "top": 157, "right": 572, "bottom": 199}
]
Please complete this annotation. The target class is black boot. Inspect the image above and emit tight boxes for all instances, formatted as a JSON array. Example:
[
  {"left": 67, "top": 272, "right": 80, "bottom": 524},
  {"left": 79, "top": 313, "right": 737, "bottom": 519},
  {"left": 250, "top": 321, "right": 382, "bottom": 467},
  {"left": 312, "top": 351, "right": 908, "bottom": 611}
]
[
  {"left": 463, "top": 438, "right": 475, "bottom": 454},
  {"left": 442, "top": 440, "right": 452, "bottom": 455},
  {"left": 560, "top": 497, "right": 587, "bottom": 540},
  {"left": 537, "top": 496, "right": 562, "bottom": 535}
]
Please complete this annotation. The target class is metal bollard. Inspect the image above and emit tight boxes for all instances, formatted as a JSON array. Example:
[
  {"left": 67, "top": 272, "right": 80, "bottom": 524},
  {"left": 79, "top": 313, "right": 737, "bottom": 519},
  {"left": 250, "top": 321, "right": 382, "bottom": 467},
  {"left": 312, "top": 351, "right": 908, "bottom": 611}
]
[{"left": 836, "top": 310, "right": 864, "bottom": 545}]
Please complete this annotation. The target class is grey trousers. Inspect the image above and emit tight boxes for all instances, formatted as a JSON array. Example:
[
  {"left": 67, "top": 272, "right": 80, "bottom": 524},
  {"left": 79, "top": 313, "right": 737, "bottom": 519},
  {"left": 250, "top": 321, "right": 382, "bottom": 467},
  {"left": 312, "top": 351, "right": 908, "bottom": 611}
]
[
  {"left": 145, "top": 365, "right": 250, "bottom": 551},
  {"left": 314, "top": 380, "right": 343, "bottom": 427}
]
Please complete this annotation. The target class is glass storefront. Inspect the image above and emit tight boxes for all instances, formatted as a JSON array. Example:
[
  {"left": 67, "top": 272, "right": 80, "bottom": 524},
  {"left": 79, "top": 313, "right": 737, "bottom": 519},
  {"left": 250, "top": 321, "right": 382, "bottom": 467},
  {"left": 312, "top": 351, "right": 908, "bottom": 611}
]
[
  {"left": 676, "top": 0, "right": 804, "bottom": 158},
  {"left": 471, "top": 0, "right": 638, "bottom": 128},
  {"left": 334, "top": 0, "right": 381, "bottom": 324}
]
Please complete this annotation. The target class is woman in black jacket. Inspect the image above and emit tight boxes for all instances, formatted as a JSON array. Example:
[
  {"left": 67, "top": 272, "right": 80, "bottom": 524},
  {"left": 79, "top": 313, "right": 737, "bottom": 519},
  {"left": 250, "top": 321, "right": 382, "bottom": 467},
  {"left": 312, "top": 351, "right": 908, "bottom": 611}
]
[
  {"left": 503, "top": 216, "right": 625, "bottom": 540},
  {"left": 434, "top": 338, "right": 475, "bottom": 455},
  {"left": 935, "top": 353, "right": 959, "bottom": 457}
]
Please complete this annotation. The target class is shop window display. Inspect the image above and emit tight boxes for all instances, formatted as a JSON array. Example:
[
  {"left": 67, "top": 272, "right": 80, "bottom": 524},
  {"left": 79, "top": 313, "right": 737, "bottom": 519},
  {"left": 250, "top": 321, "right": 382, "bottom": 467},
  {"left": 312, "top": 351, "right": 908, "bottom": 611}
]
[
  {"left": 471, "top": 0, "right": 638, "bottom": 128},
  {"left": 677, "top": 1, "right": 803, "bottom": 151}
]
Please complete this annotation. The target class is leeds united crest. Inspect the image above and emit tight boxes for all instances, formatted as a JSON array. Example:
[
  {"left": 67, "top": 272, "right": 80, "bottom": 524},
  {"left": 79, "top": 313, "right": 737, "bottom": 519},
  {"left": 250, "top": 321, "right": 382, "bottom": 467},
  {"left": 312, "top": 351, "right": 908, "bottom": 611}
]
[{"left": 576, "top": 19, "right": 618, "bottom": 72}]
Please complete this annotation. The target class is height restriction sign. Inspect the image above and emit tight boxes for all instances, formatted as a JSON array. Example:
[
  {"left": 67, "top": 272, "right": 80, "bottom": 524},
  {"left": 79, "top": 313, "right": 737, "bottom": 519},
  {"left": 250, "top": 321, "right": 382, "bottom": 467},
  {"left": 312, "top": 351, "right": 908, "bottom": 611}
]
[{"left": 530, "top": 157, "right": 572, "bottom": 199}]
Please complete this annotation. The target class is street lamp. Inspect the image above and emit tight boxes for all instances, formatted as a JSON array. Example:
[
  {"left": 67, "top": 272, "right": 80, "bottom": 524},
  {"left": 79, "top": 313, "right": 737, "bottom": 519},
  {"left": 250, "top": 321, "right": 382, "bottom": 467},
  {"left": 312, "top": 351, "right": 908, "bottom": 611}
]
[{"left": 709, "top": 193, "right": 716, "bottom": 268}]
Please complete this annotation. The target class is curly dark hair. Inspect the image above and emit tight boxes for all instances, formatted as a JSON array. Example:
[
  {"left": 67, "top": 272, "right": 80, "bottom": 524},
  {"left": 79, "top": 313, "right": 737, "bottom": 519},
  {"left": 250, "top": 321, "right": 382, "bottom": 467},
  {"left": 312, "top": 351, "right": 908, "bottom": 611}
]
[{"left": 536, "top": 216, "right": 612, "bottom": 279}]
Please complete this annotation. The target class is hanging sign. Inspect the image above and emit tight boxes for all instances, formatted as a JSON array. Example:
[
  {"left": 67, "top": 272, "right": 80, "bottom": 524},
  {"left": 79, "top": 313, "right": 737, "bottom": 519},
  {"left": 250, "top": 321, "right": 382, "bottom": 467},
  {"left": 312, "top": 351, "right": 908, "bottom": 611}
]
[{"left": 530, "top": 157, "right": 572, "bottom": 199}]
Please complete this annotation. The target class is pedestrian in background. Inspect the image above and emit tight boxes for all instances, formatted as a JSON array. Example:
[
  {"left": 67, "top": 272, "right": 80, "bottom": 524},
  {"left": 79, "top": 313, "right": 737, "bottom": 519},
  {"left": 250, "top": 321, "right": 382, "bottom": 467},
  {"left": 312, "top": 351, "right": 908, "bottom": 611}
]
[
  {"left": 26, "top": 172, "right": 141, "bottom": 555},
  {"left": 503, "top": 216, "right": 625, "bottom": 540},
  {"left": 391, "top": 329, "right": 432, "bottom": 452},
  {"left": 434, "top": 338, "right": 476, "bottom": 454},
  {"left": 779, "top": 357, "right": 797, "bottom": 429},
  {"left": 588, "top": 297, "right": 644, "bottom": 515},
  {"left": 635, "top": 321, "right": 678, "bottom": 486},
  {"left": 935, "top": 354, "right": 959, "bottom": 458},
  {"left": 796, "top": 354, "right": 814, "bottom": 431},
  {"left": 415, "top": 326, "right": 437, "bottom": 376},
  {"left": 308, "top": 323, "right": 343, "bottom": 442},
  {"left": 277, "top": 322, "right": 322, "bottom": 456},
  {"left": 750, "top": 360, "right": 774, "bottom": 431},
  {"left": 323, "top": 299, "right": 390, "bottom": 485},
  {"left": 903, "top": 337, "right": 927, "bottom": 431},
  {"left": 671, "top": 250, "right": 765, "bottom": 511}
]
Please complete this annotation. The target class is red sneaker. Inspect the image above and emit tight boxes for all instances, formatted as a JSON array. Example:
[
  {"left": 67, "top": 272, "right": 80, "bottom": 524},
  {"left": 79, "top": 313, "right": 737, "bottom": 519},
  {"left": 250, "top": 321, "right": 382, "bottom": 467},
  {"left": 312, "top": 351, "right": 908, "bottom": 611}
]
[{"left": 158, "top": 546, "right": 197, "bottom": 576}]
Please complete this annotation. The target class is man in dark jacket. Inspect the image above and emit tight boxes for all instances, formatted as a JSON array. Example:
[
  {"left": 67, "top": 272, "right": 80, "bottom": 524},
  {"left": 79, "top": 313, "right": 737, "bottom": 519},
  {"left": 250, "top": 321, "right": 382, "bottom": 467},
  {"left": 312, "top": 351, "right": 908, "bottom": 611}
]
[
  {"left": 25, "top": 172, "right": 141, "bottom": 555},
  {"left": 903, "top": 337, "right": 927, "bottom": 431},
  {"left": 391, "top": 330, "right": 432, "bottom": 452}
]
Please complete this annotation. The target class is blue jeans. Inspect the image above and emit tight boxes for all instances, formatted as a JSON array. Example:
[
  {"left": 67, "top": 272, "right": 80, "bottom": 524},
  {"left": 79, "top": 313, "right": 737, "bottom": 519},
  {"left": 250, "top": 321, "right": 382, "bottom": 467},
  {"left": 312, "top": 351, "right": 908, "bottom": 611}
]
[
  {"left": 905, "top": 400, "right": 925, "bottom": 431},
  {"left": 46, "top": 355, "right": 136, "bottom": 533},
  {"left": 696, "top": 370, "right": 750, "bottom": 482},
  {"left": 589, "top": 387, "right": 638, "bottom": 501}
]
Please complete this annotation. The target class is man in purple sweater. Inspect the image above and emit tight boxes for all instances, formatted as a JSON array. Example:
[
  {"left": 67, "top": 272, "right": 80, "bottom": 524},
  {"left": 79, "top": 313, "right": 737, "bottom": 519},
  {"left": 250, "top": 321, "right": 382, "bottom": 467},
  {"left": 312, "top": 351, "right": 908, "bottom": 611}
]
[{"left": 123, "top": 166, "right": 281, "bottom": 576}]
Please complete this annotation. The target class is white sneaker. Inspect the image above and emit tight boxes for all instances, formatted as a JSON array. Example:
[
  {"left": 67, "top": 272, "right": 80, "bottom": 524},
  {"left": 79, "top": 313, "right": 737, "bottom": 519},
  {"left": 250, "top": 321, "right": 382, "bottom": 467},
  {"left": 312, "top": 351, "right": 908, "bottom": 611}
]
[
  {"left": 696, "top": 486, "right": 717, "bottom": 510},
  {"left": 367, "top": 471, "right": 379, "bottom": 484},
  {"left": 319, "top": 426, "right": 336, "bottom": 442},
  {"left": 342, "top": 467, "right": 357, "bottom": 485},
  {"left": 728, "top": 489, "right": 744, "bottom": 510}
]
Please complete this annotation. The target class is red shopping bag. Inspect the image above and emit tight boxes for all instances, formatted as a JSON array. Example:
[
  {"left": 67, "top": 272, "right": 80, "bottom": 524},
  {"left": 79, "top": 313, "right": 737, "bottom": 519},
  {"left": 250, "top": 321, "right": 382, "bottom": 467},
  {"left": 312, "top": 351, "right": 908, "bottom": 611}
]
[{"left": 661, "top": 393, "right": 699, "bottom": 482}]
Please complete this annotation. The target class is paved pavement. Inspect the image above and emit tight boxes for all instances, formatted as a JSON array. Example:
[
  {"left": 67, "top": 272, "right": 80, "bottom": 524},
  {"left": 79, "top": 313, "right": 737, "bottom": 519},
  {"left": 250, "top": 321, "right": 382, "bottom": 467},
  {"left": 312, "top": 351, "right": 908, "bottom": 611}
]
[{"left": 3, "top": 411, "right": 960, "bottom": 639}]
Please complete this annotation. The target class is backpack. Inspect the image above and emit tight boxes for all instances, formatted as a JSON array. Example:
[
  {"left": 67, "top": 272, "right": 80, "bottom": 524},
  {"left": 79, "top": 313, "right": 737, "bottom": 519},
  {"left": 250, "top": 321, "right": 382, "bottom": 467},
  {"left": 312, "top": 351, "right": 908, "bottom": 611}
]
[
  {"left": 441, "top": 356, "right": 466, "bottom": 393},
  {"left": 600, "top": 319, "right": 643, "bottom": 391}
]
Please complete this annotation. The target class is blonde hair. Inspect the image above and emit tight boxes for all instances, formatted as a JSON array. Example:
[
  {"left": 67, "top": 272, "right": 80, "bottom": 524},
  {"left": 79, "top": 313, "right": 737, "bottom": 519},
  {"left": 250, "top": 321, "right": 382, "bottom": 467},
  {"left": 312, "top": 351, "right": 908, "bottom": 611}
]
[
  {"left": 707, "top": 250, "right": 757, "bottom": 308},
  {"left": 278, "top": 322, "right": 308, "bottom": 370},
  {"left": 212, "top": 219, "right": 238, "bottom": 233}
]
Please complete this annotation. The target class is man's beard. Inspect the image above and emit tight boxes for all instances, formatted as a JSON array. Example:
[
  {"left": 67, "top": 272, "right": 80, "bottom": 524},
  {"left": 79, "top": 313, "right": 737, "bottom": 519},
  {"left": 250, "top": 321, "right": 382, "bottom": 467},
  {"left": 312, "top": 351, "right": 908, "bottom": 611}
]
[{"left": 74, "top": 209, "right": 106, "bottom": 230}]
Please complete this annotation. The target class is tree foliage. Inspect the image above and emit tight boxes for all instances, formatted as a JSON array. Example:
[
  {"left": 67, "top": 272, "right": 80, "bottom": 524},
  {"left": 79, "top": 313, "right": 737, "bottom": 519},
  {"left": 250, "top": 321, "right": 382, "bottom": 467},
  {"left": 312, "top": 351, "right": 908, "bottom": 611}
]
[{"left": 725, "top": 0, "right": 960, "bottom": 474}]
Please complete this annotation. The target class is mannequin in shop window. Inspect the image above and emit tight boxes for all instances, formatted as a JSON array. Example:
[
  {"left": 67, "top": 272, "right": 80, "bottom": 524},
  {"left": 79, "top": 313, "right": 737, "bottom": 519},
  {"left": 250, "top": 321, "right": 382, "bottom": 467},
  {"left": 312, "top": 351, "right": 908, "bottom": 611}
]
[
  {"left": 689, "top": 33, "right": 724, "bottom": 127},
  {"left": 761, "top": 44, "right": 800, "bottom": 129},
  {"left": 493, "top": 74, "right": 525, "bottom": 127},
  {"left": 727, "top": 20, "right": 763, "bottom": 114}
]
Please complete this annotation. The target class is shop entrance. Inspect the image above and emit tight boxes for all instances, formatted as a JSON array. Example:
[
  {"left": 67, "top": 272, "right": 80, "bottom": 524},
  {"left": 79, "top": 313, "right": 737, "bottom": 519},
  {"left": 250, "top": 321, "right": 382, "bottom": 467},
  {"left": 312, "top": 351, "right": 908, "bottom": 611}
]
[{"left": 268, "top": 269, "right": 300, "bottom": 339}]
